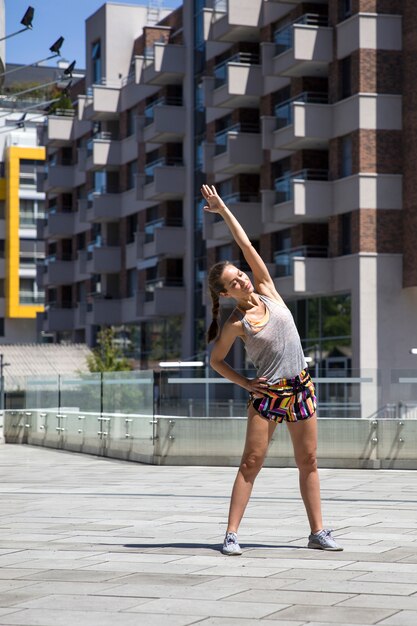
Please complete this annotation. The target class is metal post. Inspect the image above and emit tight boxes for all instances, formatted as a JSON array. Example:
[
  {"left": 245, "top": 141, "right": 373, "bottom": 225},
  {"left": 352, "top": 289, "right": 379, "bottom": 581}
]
[
  {"left": 0, "top": 354, "right": 3, "bottom": 411},
  {"left": 204, "top": 352, "right": 209, "bottom": 418}
]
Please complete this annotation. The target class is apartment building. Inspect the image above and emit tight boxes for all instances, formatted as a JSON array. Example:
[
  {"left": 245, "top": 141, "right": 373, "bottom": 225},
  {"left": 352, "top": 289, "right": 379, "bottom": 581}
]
[{"left": 40, "top": 0, "right": 417, "bottom": 415}]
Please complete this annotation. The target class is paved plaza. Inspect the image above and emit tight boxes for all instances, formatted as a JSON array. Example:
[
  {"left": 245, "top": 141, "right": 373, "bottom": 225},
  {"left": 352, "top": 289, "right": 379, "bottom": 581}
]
[{"left": 0, "top": 445, "right": 417, "bottom": 625}]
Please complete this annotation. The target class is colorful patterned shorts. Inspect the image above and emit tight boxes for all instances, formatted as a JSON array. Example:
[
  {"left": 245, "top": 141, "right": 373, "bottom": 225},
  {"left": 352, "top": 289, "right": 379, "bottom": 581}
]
[{"left": 248, "top": 368, "right": 317, "bottom": 423}]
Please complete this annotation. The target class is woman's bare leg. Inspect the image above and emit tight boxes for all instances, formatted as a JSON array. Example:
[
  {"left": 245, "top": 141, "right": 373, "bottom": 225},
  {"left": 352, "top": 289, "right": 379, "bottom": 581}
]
[
  {"left": 227, "top": 407, "right": 276, "bottom": 533},
  {"left": 286, "top": 414, "right": 323, "bottom": 533}
]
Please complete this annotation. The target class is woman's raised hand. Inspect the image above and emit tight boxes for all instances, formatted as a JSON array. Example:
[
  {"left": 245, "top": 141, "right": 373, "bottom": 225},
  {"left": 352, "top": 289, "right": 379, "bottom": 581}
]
[{"left": 201, "top": 184, "right": 227, "bottom": 214}]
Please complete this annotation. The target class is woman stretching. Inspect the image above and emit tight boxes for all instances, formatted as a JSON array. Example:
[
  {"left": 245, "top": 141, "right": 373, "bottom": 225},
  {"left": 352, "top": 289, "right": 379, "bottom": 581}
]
[{"left": 202, "top": 184, "right": 343, "bottom": 555}]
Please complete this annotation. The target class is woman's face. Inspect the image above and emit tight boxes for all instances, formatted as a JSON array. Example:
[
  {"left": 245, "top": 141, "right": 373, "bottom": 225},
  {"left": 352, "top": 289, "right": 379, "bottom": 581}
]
[{"left": 220, "top": 265, "right": 254, "bottom": 298}]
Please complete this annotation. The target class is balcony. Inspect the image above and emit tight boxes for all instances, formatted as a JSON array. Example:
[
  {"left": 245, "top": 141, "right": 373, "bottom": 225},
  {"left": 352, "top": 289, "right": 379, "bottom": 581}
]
[
  {"left": 141, "top": 159, "right": 185, "bottom": 201},
  {"left": 264, "top": 92, "right": 330, "bottom": 151},
  {"left": 87, "top": 190, "right": 122, "bottom": 222},
  {"left": 143, "top": 98, "right": 185, "bottom": 143},
  {"left": 211, "top": 127, "right": 262, "bottom": 175},
  {"left": 332, "top": 173, "right": 402, "bottom": 213},
  {"left": 44, "top": 304, "right": 76, "bottom": 332},
  {"left": 262, "top": 13, "right": 332, "bottom": 78},
  {"left": 143, "top": 220, "right": 185, "bottom": 258},
  {"left": 91, "top": 297, "right": 137, "bottom": 326},
  {"left": 43, "top": 257, "right": 75, "bottom": 286},
  {"left": 204, "top": 194, "right": 262, "bottom": 243},
  {"left": 142, "top": 44, "right": 186, "bottom": 86},
  {"left": 86, "top": 132, "right": 120, "bottom": 170},
  {"left": 45, "top": 209, "right": 76, "bottom": 238},
  {"left": 337, "top": 13, "right": 402, "bottom": 59},
  {"left": 88, "top": 243, "right": 122, "bottom": 274},
  {"left": 208, "top": 0, "right": 262, "bottom": 43},
  {"left": 46, "top": 113, "right": 74, "bottom": 146},
  {"left": 89, "top": 83, "right": 121, "bottom": 120},
  {"left": 44, "top": 165, "right": 80, "bottom": 193},
  {"left": 273, "top": 247, "right": 333, "bottom": 296},
  {"left": 139, "top": 280, "right": 185, "bottom": 318},
  {"left": 207, "top": 53, "right": 262, "bottom": 109},
  {"left": 262, "top": 170, "right": 331, "bottom": 224},
  {"left": 75, "top": 250, "right": 90, "bottom": 282},
  {"left": 333, "top": 93, "right": 402, "bottom": 137}
]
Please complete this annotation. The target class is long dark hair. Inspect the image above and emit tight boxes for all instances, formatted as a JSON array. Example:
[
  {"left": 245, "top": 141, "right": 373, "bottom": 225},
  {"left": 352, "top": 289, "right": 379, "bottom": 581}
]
[{"left": 207, "top": 260, "right": 231, "bottom": 343}]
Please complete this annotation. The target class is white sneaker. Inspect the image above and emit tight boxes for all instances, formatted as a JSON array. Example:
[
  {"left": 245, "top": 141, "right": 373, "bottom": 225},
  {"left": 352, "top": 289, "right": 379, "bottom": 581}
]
[
  {"left": 308, "top": 528, "right": 343, "bottom": 551},
  {"left": 222, "top": 531, "right": 242, "bottom": 556}
]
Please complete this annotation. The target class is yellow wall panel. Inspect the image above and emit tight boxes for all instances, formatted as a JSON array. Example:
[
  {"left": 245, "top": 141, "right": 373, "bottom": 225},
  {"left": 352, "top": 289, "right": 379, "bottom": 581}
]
[{"left": 6, "top": 146, "right": 46, "bottom": 319}]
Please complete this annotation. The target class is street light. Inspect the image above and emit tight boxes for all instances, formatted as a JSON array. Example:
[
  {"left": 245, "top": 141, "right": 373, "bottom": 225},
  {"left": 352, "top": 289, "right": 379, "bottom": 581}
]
[
  {"left": 411, "top": 349, "right": 417, "bottom": 355},
  {"left": 0, "top": 6, "right": 35, "bottom": 42},
  {"left": 0, "top": 37, "right": 65, "bottom": 80},
  {"left": 0, "top": 62, "right": 76, "bottom": 114}
]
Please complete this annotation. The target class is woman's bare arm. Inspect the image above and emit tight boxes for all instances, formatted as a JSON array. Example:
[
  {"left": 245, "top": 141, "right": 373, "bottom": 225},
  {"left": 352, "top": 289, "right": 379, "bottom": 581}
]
[
  {"left": 201, "top": 184, "right": 284, "bottom": 303},
  {"left": 210, "top": 317, "right": 268, "bottom": 397}
]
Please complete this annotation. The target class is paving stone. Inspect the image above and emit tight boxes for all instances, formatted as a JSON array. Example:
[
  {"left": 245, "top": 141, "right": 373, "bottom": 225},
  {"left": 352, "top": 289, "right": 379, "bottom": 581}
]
[
  {"left": 125, "top": 597, "right": 289, "bottom": 618},
  {"left": 0, "top": 608, "right": 203, "bottom": 626},
  {"left": 1, "top": 445, "right": 417, "bottom": 626},
  {"left": 265, "top": 604, "right": 398, "bottom": 624}
]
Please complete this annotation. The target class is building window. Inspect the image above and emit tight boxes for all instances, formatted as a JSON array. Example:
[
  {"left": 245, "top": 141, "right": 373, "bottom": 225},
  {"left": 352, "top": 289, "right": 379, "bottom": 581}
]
[
  {"left": 341, "top": 0, "right": 352, "bottom": 19},
  {"left": 341, "top": 212, "right": 352, "bottom": 255},
  {"left": 126, "top": 161, "right": 136, "bottom": 190},
  {"left": 0, "top": 318, "right": 4, "bottom": 336},
  {"left": 288, "top": 293, "right": 352, "bottom": 382},
  {"left": 0, "top": 279, "right": 4, "bottom": 297},
  {"left": 0, "top": 241, "right": 4, "bottom": 258},
  {"left": 127, "top": 269, "right": 137, "bottom": 297},
  {"left": 0, "top": 201, "right": 5, "bottom": 219},
  {"left": 92, "top": 40, "right": 102, "bottom": 84},
  {"left": 216, "top": 244, "right": 232, "bottom": 262},
  {"left": 127, "top": 108, "right": 136, "bottom": 137},
  {"left": 341, "top": 135, "right": 353, "bottom": 178},
  {"left": 340, "top": 56, "right": 351, "bottom": 100}
]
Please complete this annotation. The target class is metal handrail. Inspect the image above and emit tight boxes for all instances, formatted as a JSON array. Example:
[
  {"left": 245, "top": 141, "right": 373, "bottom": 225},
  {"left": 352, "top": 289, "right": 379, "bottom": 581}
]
[{"left": 274, "top": 92, "right": 328, "bottom": 129}]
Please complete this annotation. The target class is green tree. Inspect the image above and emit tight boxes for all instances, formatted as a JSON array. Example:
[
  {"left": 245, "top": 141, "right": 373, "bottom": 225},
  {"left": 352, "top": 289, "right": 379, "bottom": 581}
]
[{"left": 87, "top": 327, "right": 133, "bottom": 372}]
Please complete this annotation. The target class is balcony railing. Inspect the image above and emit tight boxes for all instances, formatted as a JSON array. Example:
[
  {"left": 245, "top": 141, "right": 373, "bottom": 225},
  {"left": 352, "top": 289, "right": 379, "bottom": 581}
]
[
  {"left": 145, "top": 278, "right": 183, "bottom": 302},
  {"left": 274, "top": 92, "right": 328, "bottom": 129},
  {"left": 144, "top": 157, "right": 183, "bottom": 184},
  {"left": 222, "top": 192, "right": 261, "bottom": 204},
  {"left": 144, "top": 95, "right": 183, "bottom": 126},
  {"left": 214, "top": 52, "right": 260, "bottom": 89},
  {"left": 274, "top": 245, "right": 328, "bottom": 278},
  {"left": 274, "top": 169, "right": 328, "bottom": 204},
  {"left": 274, "top": 13, "right": 329, "bottom": 56},
  {"left": 19, "top": 291, "right": 44, "bottom": 305},
  {"left": 144, "top": 217, "right": 183, "bottom": 243},
  {"left": 214, "top": 122, "right": 260, "bottom": 155},
  {"left": 86, "top": 131, "right": 113, "bottom": 156}
]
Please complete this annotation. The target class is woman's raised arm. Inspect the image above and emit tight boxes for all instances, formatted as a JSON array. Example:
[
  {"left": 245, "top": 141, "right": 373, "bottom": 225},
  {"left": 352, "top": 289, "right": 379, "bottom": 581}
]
[{"left": 201, "top": 184, "right": 280, "bottom": 298}]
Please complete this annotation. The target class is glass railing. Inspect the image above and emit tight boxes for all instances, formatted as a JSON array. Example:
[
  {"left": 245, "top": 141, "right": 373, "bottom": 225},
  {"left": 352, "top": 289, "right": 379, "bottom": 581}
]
[
  {"left": 222, "top": 192, "right": 261, "bottom": 204},
  {"left": 274, "top": 245, "right": 329, "bottom": 278},
  {"left": 144, "top": 217, "right": 183, "bottom": 243},
  {"left": 5, "top": 369, "right": 417, "bottom": 467},
  {"left": 214, "top": 122, "right": 260, "bottom": 155},
  {"left": 144, "top": 157, "right": 183, "bottom": 183},
  {"left": 274, "top": 13, "right": 329, "bottom": 56},
  {"left": 144, "top": 96, "right": 183, "bottom": 126},
  {"left": 274, "top": 169, "right": 329, "bottom": 204},
  {"left": 19, "top": 291, "right": 44, "bottom": 304},
  {"left": 275, "top": 92, "right": 328, "bottom": 129},
  {"left": 214, "top": 52, "right": 260, "bottom": 88},
  {"left": 145, "top": 278, "right": 183, "bottom": 301}
]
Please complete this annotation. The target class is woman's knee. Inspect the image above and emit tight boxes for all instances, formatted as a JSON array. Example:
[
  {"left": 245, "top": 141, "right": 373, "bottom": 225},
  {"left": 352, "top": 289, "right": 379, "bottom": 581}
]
[
  {"left": 295, "top": 450, "right": 318, "bottom": 473},
  {"left": 240, "top": 451, "right": 265, "bottom": 479}
]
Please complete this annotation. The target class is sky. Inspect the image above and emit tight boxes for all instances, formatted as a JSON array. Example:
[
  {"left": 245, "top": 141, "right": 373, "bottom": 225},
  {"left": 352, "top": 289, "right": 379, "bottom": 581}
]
[{"left": 5, "top": 0, "right": 182, "bottom": 68}]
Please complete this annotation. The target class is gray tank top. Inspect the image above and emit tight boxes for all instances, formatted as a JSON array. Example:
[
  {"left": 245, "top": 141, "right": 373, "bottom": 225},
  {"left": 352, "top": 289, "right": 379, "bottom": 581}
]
[{"left": 236, "top": 294, "right": 307, "bottom": 384}]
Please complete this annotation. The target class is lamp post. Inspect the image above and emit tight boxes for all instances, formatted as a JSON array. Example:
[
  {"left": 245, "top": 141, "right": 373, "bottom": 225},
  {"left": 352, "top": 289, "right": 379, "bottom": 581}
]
[
  {"left": 0, "top": 6, "right": 35, "bottom": 43},
  {"left": 0, "top": 37, "right": 65, "bottom": 80},
  {"left": 0, "top": 354, "right": 10, "bottom": 411}
]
